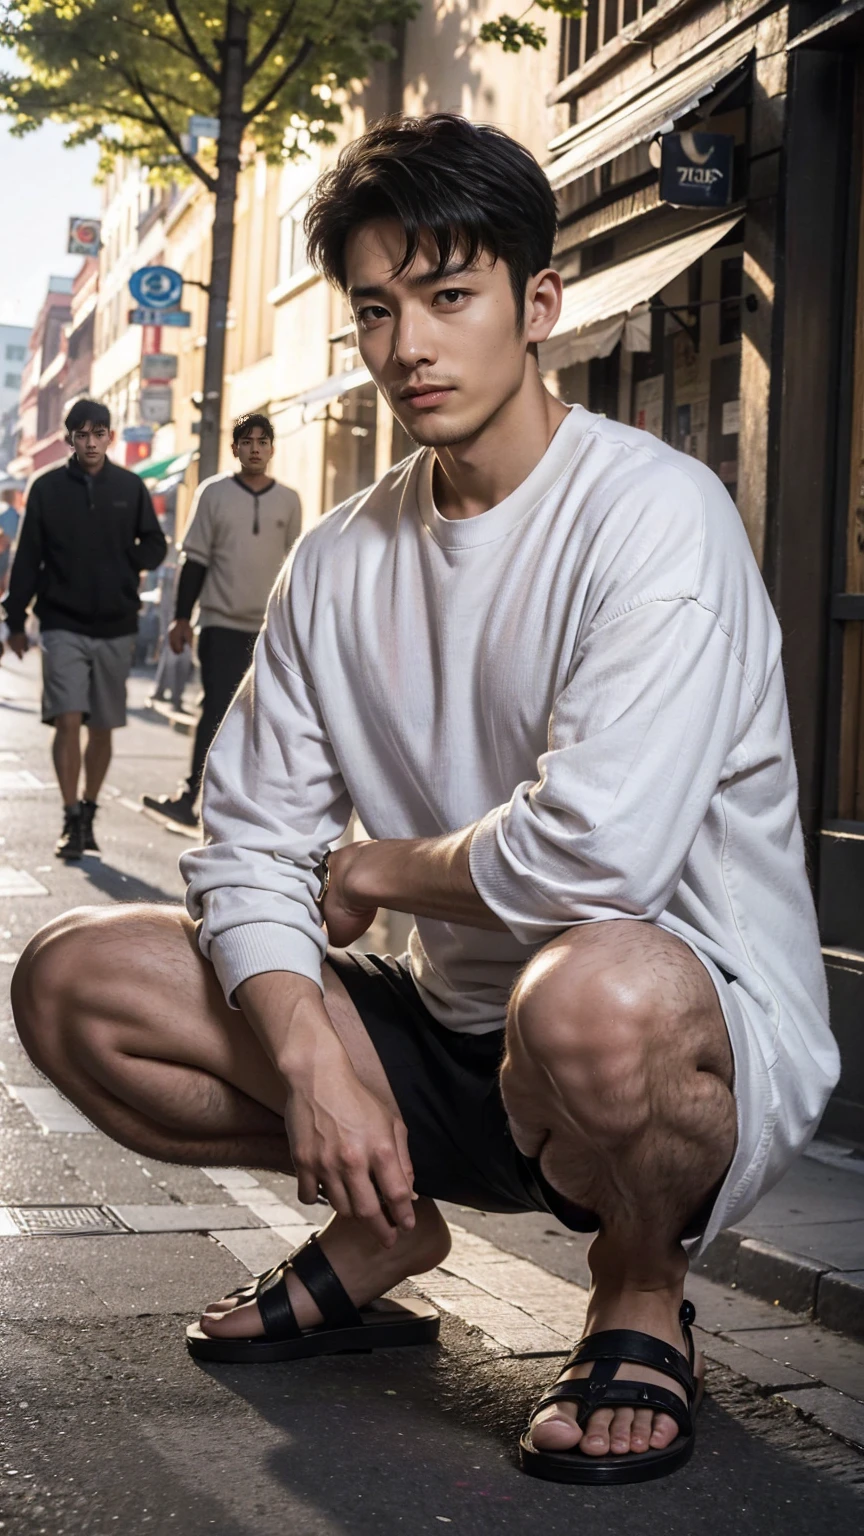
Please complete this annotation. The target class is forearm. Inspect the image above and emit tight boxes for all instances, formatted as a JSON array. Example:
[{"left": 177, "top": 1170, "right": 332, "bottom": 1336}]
[
  {"left": 174, "top": 557, "right": 207, "bottom": 621},
  {"left": 344, "top": 827, "right": 507, "bottom": 931},
  {"left": 236, "top": 969, "right": 351, "bottom": 1082}
]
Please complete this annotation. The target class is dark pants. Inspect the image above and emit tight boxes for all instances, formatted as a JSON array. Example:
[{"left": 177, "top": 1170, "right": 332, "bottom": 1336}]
[{"left": 187, "top": 626, "right": 257, "bottom": 802}]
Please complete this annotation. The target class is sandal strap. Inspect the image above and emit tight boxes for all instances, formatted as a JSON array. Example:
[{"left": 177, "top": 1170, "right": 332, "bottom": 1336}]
[
  {"left": 532, "top": 1377, "right": 692, "bottom": 1437},
  {"left": 256, "top": 1261, "right": 302, "bottom": 1341},
  {"left": 563, "top": 1328, "right": 695, "bottom": 1397},
  {"left": 289, "top": 1234, "right": 364, "bottom": 1329}
]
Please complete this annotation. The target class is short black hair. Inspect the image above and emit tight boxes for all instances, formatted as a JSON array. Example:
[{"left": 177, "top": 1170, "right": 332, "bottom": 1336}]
[
  {"left": 65, "top": 398, "right": 110, "bottom": 434},
  {"left": 233, "top": 412, "right": 274, "bottom": 445},
  {"left": 305, "top": 113, "right": 558, "bottom": 320}
]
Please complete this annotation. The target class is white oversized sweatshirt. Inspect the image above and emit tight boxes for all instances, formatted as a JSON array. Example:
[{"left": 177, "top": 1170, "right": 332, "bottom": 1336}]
[{"left": 182, "top": 407, "right": 835, "bottom": 1101}]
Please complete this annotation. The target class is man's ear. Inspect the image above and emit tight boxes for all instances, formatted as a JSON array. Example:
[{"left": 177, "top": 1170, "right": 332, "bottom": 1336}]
[
  {"left": 230, "top": 441, "right": 239, "bottom": 458},
  {"left": 525, "top": 268, "right": 563, "bottom": 347}
]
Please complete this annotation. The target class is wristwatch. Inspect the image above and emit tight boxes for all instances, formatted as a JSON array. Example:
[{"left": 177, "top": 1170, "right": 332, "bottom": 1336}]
[{"left": 312, "top": 849, "right": 331, "bottom": 906}]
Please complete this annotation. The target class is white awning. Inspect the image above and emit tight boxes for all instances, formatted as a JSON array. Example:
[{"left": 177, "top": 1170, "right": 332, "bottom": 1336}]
[
  {"left": 274, "top": 365, "right": 372, "bottom": 418},
  {"left": 545, "top": 38, "right": 752, "bottom": 191},
  {"left": 539, "top": 213, "right": 743, "bottom": 372}
]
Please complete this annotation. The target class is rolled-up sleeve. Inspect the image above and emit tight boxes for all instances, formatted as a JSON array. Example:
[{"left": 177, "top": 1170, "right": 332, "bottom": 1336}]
[
  {"left": 180, "top": 569, "right": 352, "bottom": 1004},
  {"left": 469, "top": 597, "right": 757, "bottom": 945}
]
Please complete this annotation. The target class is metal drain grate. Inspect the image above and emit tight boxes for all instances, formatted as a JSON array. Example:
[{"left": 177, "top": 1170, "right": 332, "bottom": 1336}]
[{"left": 5, "top": 1205, "right": 127, "bottom": 1236}]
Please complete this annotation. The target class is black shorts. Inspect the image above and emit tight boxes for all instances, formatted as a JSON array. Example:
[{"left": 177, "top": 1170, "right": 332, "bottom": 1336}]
[{"left": 326, "top": 948, "right": 600, "bottom": 1234}]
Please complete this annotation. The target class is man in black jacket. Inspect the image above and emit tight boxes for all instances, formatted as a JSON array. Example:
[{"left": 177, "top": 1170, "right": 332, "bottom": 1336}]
[{"left": 2, "top": 399, "right": 167, "bottom": 859}]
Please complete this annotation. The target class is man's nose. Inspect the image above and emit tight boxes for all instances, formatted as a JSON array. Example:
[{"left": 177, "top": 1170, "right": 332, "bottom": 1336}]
[{"left": 392, "top": 312, "right": 436, "bottom": 370}]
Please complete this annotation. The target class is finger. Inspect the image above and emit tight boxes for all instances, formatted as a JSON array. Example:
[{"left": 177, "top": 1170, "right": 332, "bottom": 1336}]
[
  {"left": 372, "top": 1148, "right": 416, "bottom": 1232},
  {"left": 341, "top": 1167, "right": 400, "bottom": 1247},
  {"left": 393, "top": 1119, "right": 416, "bottom": 1193},
  {"left": 294, "top": 1163, "right": 323, "bottom": 1206}
]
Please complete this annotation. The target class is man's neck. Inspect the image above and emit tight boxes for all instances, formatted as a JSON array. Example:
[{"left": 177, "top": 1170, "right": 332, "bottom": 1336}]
[
  {"left": 75, "top": 456, "right": 106, "bottom": 478},
  {"left": 431, "top": 368, "right": 569, "bottom": 522},
  {"left": 236, "top": 470, "right": 273, "bottom": 493}
]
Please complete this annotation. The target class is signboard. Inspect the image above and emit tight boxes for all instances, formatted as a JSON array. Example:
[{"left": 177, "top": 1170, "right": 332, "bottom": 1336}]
[
  {"left": 122, "top": 424, "right": 154, "bottom": 443},
  {"left": 129, "top": 265, "right": 184, "bottom": 309},
  {"left": 129, "top": 307, "right": 191, "bottom": 327},
  {"left": 188, "top": 114, "right": 220, "bottom": 140},
  {"left": 68, "top": 217, "right": 101, "bottom": 256},
  {"left": 139, "top": 386, "right": 173, "bottom": 426},
  {"left": 660, "top": 132, "right": 734, "bottom": 209},
  {"left": 141, "top": 352, "right": 178, "bottom": 382}
]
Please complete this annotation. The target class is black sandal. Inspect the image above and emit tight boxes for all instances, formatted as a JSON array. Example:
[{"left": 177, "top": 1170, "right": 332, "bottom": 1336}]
[
  {"left": 186, "top": 1230, "right": 440, "bottom": 1364},
  {"left": 520, "top": 1300, "right": 702, "bottom": 1485}
]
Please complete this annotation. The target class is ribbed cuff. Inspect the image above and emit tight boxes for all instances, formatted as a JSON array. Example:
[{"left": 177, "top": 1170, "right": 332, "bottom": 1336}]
[{"left": 209, "top": 921, "right": 324, "bottom": 1009}]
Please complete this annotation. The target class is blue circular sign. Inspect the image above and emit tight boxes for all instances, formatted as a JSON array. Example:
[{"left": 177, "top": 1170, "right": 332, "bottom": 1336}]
[{"left": 129, "top": 265, "right": 184, "bottom": 309}]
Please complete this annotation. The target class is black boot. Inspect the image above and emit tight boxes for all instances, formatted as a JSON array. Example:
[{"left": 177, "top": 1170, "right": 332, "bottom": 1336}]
[
  {"left": 80, "top": 798, "right": 100, "bottom": 852},
  {"left": 55, "top": 804, "right": 85, "bottom": 861}
]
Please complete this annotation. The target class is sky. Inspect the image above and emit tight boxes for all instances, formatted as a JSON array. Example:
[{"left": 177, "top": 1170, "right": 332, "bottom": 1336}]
[{"left": 0, "top": 119, "right": 100, "bottom": 330}]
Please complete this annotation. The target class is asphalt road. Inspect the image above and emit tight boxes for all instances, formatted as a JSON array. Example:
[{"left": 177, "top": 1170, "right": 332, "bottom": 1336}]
[{"left": 0, "top": 648, "right": 862, "bottom": 1536}]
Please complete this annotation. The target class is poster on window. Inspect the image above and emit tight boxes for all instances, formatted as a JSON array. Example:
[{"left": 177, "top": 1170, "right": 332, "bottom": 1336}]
[{"left": 634, "top": 376, "right": 664, "bottom": 440}]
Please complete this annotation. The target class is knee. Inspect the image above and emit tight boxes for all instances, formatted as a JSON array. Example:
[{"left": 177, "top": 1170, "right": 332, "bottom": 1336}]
[
  {"left": 507, "top": 941, "right": 658, "bottom": 1135},
  {"left": 11, "top": 908, "right": 101, "bottom": 1072},
  {"left": 54, "top": 713, "right": 82, "bottom": 736}
]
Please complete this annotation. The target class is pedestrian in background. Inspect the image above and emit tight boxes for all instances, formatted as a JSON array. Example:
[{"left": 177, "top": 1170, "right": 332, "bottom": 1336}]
[
  {"left": 2, "top": 399, "right": 167, "bottom": 858},
  {"left": 143, "top": 413, "right": 301, "bottom": 829}
]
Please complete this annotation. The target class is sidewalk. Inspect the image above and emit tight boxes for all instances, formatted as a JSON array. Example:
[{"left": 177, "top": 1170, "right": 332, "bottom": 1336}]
[{"left": 697, "top": 1142, "right": 864, "bottom": 1338}]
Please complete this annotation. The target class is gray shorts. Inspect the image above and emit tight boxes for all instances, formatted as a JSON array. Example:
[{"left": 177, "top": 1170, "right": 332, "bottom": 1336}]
[{"left": 41, "top": 629, "right": 134, "bottom": 730}]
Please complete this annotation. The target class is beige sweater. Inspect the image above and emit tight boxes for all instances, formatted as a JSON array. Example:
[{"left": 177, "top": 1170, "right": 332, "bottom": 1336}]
[{"left": 181, "top": 472, "right": 301, "bottom": 631}]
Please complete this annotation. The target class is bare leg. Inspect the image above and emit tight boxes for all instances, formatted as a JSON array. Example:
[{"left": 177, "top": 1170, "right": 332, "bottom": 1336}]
[
  {"left": 501, "top": 921, "right": 735, "bottom": 1461},
  {"left": 52, "top": 712, "right": 83, "bottom": 805},
  {"left": 83, "top": 726, "right": 112, "bottom": 802},
  {"left": 11, "top": 906, "right": 450, "bottom": 1326}
]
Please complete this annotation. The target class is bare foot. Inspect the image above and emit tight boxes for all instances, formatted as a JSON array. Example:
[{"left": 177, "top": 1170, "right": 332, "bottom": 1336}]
[
  {"left": 528, "top": 1288, "right": 701, "bottom": 1459},
  {"left": 200, "top": 1195, "right": 451, "bottom": 1338}
]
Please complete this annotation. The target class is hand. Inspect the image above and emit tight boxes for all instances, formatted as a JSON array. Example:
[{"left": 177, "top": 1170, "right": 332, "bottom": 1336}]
[
  {"left": 168, "top": 617, "right": 193, "bottom": 655},
  {"left": 8, "top": 632, "right": 27, "bottom": 660},
  {"left": 321, "top": 842, "right": 379, "bottom": 948},
  {"left": 283, "top": 1018, "right": 416, "bottom": 1247}
]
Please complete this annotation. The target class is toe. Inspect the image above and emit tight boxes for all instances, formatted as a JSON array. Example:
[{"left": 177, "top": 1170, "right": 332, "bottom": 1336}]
[
  {"left": 200, "top": 1297, "right": 262, "bottom": 1338},
  {"left": 608, "top": 1407, "right": 635, "bottom": 1455},
  {"left": 630, "top": 1408, "right": 654, "bottom": 1452},
  {"left": 649, "top": 1411, "right": 680, "bottom": 1449},
  {"left": 579, "top": 1407, "right": 615, "bottom": 1457},
  {"left": 528, "top": 1403, "right": 583, "bottom": 1452}
]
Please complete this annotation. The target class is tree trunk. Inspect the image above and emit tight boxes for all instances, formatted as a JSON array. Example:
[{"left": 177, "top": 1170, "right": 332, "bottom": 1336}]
[{"left": 198, "top": 2, "right": 248, "bottom": 482}]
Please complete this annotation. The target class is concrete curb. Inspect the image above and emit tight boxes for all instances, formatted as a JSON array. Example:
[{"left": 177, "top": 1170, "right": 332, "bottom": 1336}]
[{"left": 696, "top": 1228, "right": 864, "bottom": 1339}]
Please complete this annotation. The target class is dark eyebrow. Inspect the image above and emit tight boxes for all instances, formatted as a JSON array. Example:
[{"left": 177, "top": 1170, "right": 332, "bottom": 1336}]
[{"left": 348, "top": 260, "right": 473, "bottom": 302}]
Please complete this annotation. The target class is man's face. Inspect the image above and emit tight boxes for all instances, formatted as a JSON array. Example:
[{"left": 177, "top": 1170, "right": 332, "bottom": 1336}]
[
  {"left": 345, "top": 219, "right": 555, "bottom": 449},
  {"left": 232, "top": 427, "right": 274, "bottom": 474},
  {"left": 70, "top": 421, "right": 113, "bottom": 473}
]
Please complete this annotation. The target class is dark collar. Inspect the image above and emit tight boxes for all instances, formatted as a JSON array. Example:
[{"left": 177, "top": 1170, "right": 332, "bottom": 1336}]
[
  {"left": 66, "top": 455, "right": 112, "bottom": 485},
  {"left": 232, "top": 474, "right": 275, "bottom": 497}
]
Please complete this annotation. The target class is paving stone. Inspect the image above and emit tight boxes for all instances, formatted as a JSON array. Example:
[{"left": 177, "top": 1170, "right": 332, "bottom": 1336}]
[
  {"left": 7, "top": 1082, "right": 93, "bottom": 1133},
  {"left": 695, "top": 1328, "right": 814, "bottom": 1390},
  {"left": 726, "top": 1324, "right": 864, "bottom": 1402},
  {"left": 211, "top": 1223, "right": 316, "bottom": 1274},
  {"left": 110, "top": 1203, "right": 265, "bottom": 1233},
  {"left": 747, "top": 1222, "right": 864, "bottom": 1273},
  {"left": 818, "top": 1271, "right": 864, "bottom": 1340},
  {"left": 0, "top": 1232, "right": 247, "bottom": 1318},
  {"left": 777, "top": 1387, "right": 864, "bottom": 1452},
  {"left": 686, "top": 1271, "right": 807, "bottom": 1334},
  {"left": 736, "top": 1238, "right": 827, "bottom": 1313},
  {"left": 736, "top": 1158, "right": 864, "bottom": 1230}
]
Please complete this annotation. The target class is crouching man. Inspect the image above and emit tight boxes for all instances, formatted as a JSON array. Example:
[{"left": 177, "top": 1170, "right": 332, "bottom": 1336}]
[{"left": 11, "top": 115, "right": 838, "bottom": 1486}]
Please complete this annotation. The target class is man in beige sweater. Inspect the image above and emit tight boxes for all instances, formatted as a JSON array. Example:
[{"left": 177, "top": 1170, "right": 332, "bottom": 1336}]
[{"left": 143, "top": 412, "right": 301, "bottom": 826}]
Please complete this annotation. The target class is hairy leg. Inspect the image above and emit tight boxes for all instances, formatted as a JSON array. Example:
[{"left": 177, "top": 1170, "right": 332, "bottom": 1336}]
[
  {"left": 83, "top": 726, "right": 112, "bottom": 802},
  {"left": 11, "top": 907, "right": 450, "bottom": 1325},
  {"left": 502, "top": 921, "right": 735, "bottom": 1460},
  {"left": 52, "top": 712, "right": 83, "bottom": 805}
]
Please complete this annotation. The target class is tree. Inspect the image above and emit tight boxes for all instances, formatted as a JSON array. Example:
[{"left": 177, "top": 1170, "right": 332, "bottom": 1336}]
[
  {"left": 480, "top": 0, "right": 583, "bottom": 54},
  {"left": 0, "top": 0, "right": 417, "bottom": 479}
]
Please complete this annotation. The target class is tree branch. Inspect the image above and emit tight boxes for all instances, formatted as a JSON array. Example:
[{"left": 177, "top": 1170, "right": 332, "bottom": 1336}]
[
  {"left": 164, "top": 0, "right": 219, "bottom": 87},
  {"left": 244, "top": 0, "right": 297, "bottom": 83},
  {"left": 130, "top": 70, "right": 217, "bottom": 191},
  {"left": 111, "top": 15, "right": 206, "bottom": 70},
  {"left": 242, "top": 34, "right": 315, "bottom": 124}
]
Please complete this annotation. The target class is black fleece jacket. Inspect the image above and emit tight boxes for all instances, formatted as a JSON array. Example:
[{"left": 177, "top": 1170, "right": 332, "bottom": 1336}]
[{"left": 3, "top": 456, "right": 167, "bottom": 638}]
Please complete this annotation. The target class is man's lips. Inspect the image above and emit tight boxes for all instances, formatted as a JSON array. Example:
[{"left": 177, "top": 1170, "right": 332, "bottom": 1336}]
[{"left": 399, "top": 385, "right": 455, "bottom": 411}]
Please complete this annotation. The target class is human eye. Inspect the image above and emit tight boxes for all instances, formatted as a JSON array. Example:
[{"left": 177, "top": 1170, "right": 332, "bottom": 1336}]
[
  {"left": 355, "top": 304, "right": 390, "bottom": 330},
  {"left": 433, "top": 288, "right": 469, "bottom": 307}
]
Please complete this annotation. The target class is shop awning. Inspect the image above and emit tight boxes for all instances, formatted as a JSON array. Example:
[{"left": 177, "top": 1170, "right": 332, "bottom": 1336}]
[
  {"left": 545, "top": 37, "right": 752, "bottom": 191},
  {"left": 272, "top": 365, "right": 373, "bottom": 420},
  {"left": 133, "top": 449, "right": 195, "bottom": 484},
  {"left": 787, "top": 0, "right": 864, "bottom": 49},
  {"left": 539, "top": 212, "right": 743, "bottom": 372}
]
